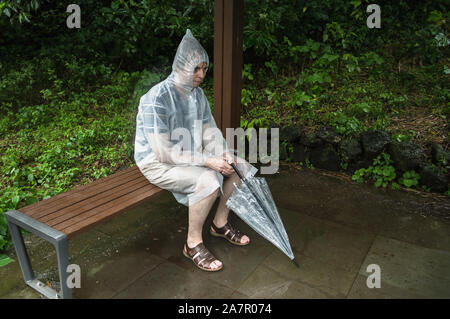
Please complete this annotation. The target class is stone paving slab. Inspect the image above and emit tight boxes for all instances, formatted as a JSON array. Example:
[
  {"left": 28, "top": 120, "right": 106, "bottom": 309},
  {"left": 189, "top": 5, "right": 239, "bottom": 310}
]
[
  {"left": 236, "top": 265, "right": 331, "bottom": 298},
  {"left": 1, "top": 286, "right": 42, "bottom": 299},
  {"left": 229, "top": 290, "right": 251, "bottom": 298},
  {"left": 350, "top": 236, "right": 450, "bottom": 298},
  {"left": 331, "top": 199, "right": 450, "bottom": 253},
  {"left": 74, "top": 248, "right": 166, "bottom": 299},
  {"left": 258, "top": 209, "right": 375, "bottom": 298},
  {"left": 262, "top": 249, "right": 355, "bottom": 298},
  {"left": 346, "top": 274, "right": 424, "bottom": 299},
  {"left": 113, "top": 261, "right": 235, "bottom": 299},
  {"left": 288, "top": 212, "right": 376, "bottom": 274}
]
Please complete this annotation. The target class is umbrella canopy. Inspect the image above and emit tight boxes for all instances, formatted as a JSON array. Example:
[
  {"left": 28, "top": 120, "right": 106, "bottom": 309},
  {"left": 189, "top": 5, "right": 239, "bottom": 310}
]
[{"left": 226, "top": 163, "right": 299, "bottom": 268}]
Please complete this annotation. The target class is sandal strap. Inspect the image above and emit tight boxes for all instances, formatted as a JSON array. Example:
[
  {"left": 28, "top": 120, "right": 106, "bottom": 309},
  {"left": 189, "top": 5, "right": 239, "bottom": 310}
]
[
  {"left": 212, "top": 222, "right": 244, "bottom": 243},
  {"left": 185, "top": 242, "right": 218, "bottom": 269}
]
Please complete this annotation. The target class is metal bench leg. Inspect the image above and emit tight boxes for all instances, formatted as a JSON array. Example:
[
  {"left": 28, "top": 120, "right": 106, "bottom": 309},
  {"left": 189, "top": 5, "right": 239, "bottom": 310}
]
[
  {"left": 7, "top": 220, "right": 34, "bottom": 283},
  {"left": 4, "top": 210, "right": 72, "bottom": 299},
  {"left": 55, "top": 236, "right": 71, "bottom": 299}
]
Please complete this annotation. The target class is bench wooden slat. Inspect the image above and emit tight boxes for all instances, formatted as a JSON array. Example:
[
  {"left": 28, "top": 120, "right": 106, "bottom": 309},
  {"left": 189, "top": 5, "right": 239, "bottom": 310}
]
[
  {"left": 16, "top": 164, "right": 167, "bottom": 239},
  {"left": 41, "top": 177, "right": 151, "bottom": 226},
  {"left": 53, "top": 182, "right": 158, "bottom": 232},
  {"left": 57, "top": 184, "right": 164, "bottom": 238},
  {"left": 23, "top": 168, "right": 142, "bottom": 219},
  {"left": 23, "top": 167, "right": 141, "bottom": 218},
  {"left": 21, "top": 166, "right": 139, "bottom": 214}
]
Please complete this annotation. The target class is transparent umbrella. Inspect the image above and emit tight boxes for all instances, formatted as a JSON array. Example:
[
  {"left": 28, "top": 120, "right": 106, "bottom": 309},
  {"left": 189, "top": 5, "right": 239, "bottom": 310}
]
[{"left": 226, "top": 163, "right": 299, "bottom": 268}]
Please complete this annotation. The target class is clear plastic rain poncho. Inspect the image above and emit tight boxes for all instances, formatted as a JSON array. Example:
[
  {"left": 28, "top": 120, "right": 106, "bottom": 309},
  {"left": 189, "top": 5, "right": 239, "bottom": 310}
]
[{"left": 134, "top": 29, "right": 258, "bottom": 206}]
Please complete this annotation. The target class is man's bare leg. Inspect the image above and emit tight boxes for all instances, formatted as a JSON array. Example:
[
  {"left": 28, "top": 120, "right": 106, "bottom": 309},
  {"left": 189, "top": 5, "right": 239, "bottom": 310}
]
[
  {"left": 212, "top": 172, "right": 250, "bottom": 244},
  {"left": 187, "top": 188, "right": 222, "bottom": 269}
]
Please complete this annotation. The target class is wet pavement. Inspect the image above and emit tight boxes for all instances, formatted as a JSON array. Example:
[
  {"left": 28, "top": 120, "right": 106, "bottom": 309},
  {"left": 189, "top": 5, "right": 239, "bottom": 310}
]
[{"left": 1, "top": 164, "right": 449, "bottom": 299}]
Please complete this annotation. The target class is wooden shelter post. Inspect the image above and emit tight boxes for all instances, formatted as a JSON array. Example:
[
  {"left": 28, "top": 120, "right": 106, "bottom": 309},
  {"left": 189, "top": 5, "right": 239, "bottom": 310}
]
[{"left": 213, "top": 0, "right": 244, "bottom": 137}]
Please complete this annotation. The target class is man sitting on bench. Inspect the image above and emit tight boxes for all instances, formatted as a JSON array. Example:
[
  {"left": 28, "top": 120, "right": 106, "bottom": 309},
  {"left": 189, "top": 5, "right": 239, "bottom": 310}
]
[{"left": 134, "top": 29, "right": 258, "bottom": 272}]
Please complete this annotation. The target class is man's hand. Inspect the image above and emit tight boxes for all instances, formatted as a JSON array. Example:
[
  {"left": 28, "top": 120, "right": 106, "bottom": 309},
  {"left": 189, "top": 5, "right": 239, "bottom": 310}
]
[
  {"left": 222, "top": 152, "right": 236, "bottom": 166},
  {"left": 205, "top": 156, "right": 234, "bottom": 176}
]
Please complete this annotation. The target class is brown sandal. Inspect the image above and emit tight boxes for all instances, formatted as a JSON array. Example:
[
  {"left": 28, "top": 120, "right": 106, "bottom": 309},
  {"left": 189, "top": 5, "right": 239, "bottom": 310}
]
[
  {"left": 210, "top": 222, "right": 250, "bottom": 246},
  {"left": 183, "top": 242, "right": 223, "bottom": 272}
]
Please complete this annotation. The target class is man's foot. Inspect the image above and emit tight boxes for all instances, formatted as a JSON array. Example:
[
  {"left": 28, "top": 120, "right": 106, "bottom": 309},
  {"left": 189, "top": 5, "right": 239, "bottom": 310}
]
[
  {"left": 183, "top": 242, "right": 223, "bottom": 272},
  {"left": 210, "top": 221, "right": 250, "bottom": 245}
]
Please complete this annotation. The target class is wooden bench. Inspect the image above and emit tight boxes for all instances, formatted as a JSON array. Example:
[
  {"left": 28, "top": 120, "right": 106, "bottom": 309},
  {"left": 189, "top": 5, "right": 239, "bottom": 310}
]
[{"left": 4, "top": 165, "right": 165, "bottom": 299}]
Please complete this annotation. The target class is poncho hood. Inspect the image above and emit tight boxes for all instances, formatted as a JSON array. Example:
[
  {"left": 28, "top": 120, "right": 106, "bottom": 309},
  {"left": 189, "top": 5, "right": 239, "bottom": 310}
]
[{"left": 167, "top": 29, "right": 209, "bottom": 92}]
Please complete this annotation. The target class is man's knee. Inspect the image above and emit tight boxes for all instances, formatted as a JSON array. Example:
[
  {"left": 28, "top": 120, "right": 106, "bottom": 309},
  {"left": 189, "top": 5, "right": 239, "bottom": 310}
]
[
  {"left": 226, "top": 171, "right": 241, "bottom": 185},
  {"left": 197, "top": 170, "right": 220, "bottom": 189},
  {"left": 211, "top": 187, "right": 220, "bottom": 198}
]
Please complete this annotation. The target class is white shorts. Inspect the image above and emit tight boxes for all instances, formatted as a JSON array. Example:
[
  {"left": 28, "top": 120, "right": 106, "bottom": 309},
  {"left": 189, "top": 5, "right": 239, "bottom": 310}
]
[{"left": 138, "top": 154, "right": 258, "bottom": 207}]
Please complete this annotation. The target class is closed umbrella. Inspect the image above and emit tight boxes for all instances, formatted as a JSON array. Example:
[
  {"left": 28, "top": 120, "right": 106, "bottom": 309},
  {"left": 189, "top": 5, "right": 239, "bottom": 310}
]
[{"left": 226, "top": 163, "right": 299, "bottom": 268}]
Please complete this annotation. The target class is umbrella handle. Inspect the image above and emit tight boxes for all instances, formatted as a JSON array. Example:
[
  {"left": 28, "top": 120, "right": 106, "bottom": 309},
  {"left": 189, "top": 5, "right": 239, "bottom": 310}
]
[{"left": 230, "top": 163, "right": 245, "bottom": 181}]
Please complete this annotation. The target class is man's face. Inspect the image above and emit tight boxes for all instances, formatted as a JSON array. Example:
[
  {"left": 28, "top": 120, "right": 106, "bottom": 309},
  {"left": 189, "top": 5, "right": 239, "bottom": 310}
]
[{"left": 193, "top": 62, "right": 207, "bottom": 88}]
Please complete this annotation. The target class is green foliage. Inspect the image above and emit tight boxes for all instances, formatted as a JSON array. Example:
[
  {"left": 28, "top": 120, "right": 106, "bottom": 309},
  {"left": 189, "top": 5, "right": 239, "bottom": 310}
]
[
  {"left": 281, "top": 140, "right": 294, "bottom": 162},
  {"left": 391, "top": 133, "right": 411, "bottom": 143},
  {"left": 296, "top": 159, "right": 314, "bottom": 170},
  {"left": 323, "top": 21, "right": 357, "bottom": 52},
  {"left": 352, "top": 153, "right": 397, "bottom": 188},
  {"left": 241, "top": 88, "right": 254, "bottom": 107},
  {"left": 0, "top": 0, "right": 40, "bottom": 23},
  {"left": 352, "top": 154, "right": 425, "bottom": 191},
  {"left": 398, "top": 170, "right": 421, "bottom": 188},
  {"left": 324, "top": 110, "right": 363, "bottom": 136},
  {"left": 242, "top": 64, "right": 254, "bottom": 82},
  {"left": 241, "top": 117, "right": 271, "bottom": 131},
  {"left": 0, "top": 254, "right": 13, "bottom": 267},
  {"left": 0, "top": 214, "right": 10, "bottom": 252},
  {"left": 288, "top": 90, "right": 316, "bottom": 110}
]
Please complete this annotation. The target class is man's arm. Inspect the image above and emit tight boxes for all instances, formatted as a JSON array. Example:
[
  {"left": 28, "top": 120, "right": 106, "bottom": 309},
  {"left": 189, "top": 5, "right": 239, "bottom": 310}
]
[{"left": 200, "top": 93, "right": 233, "bottom": 159}]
